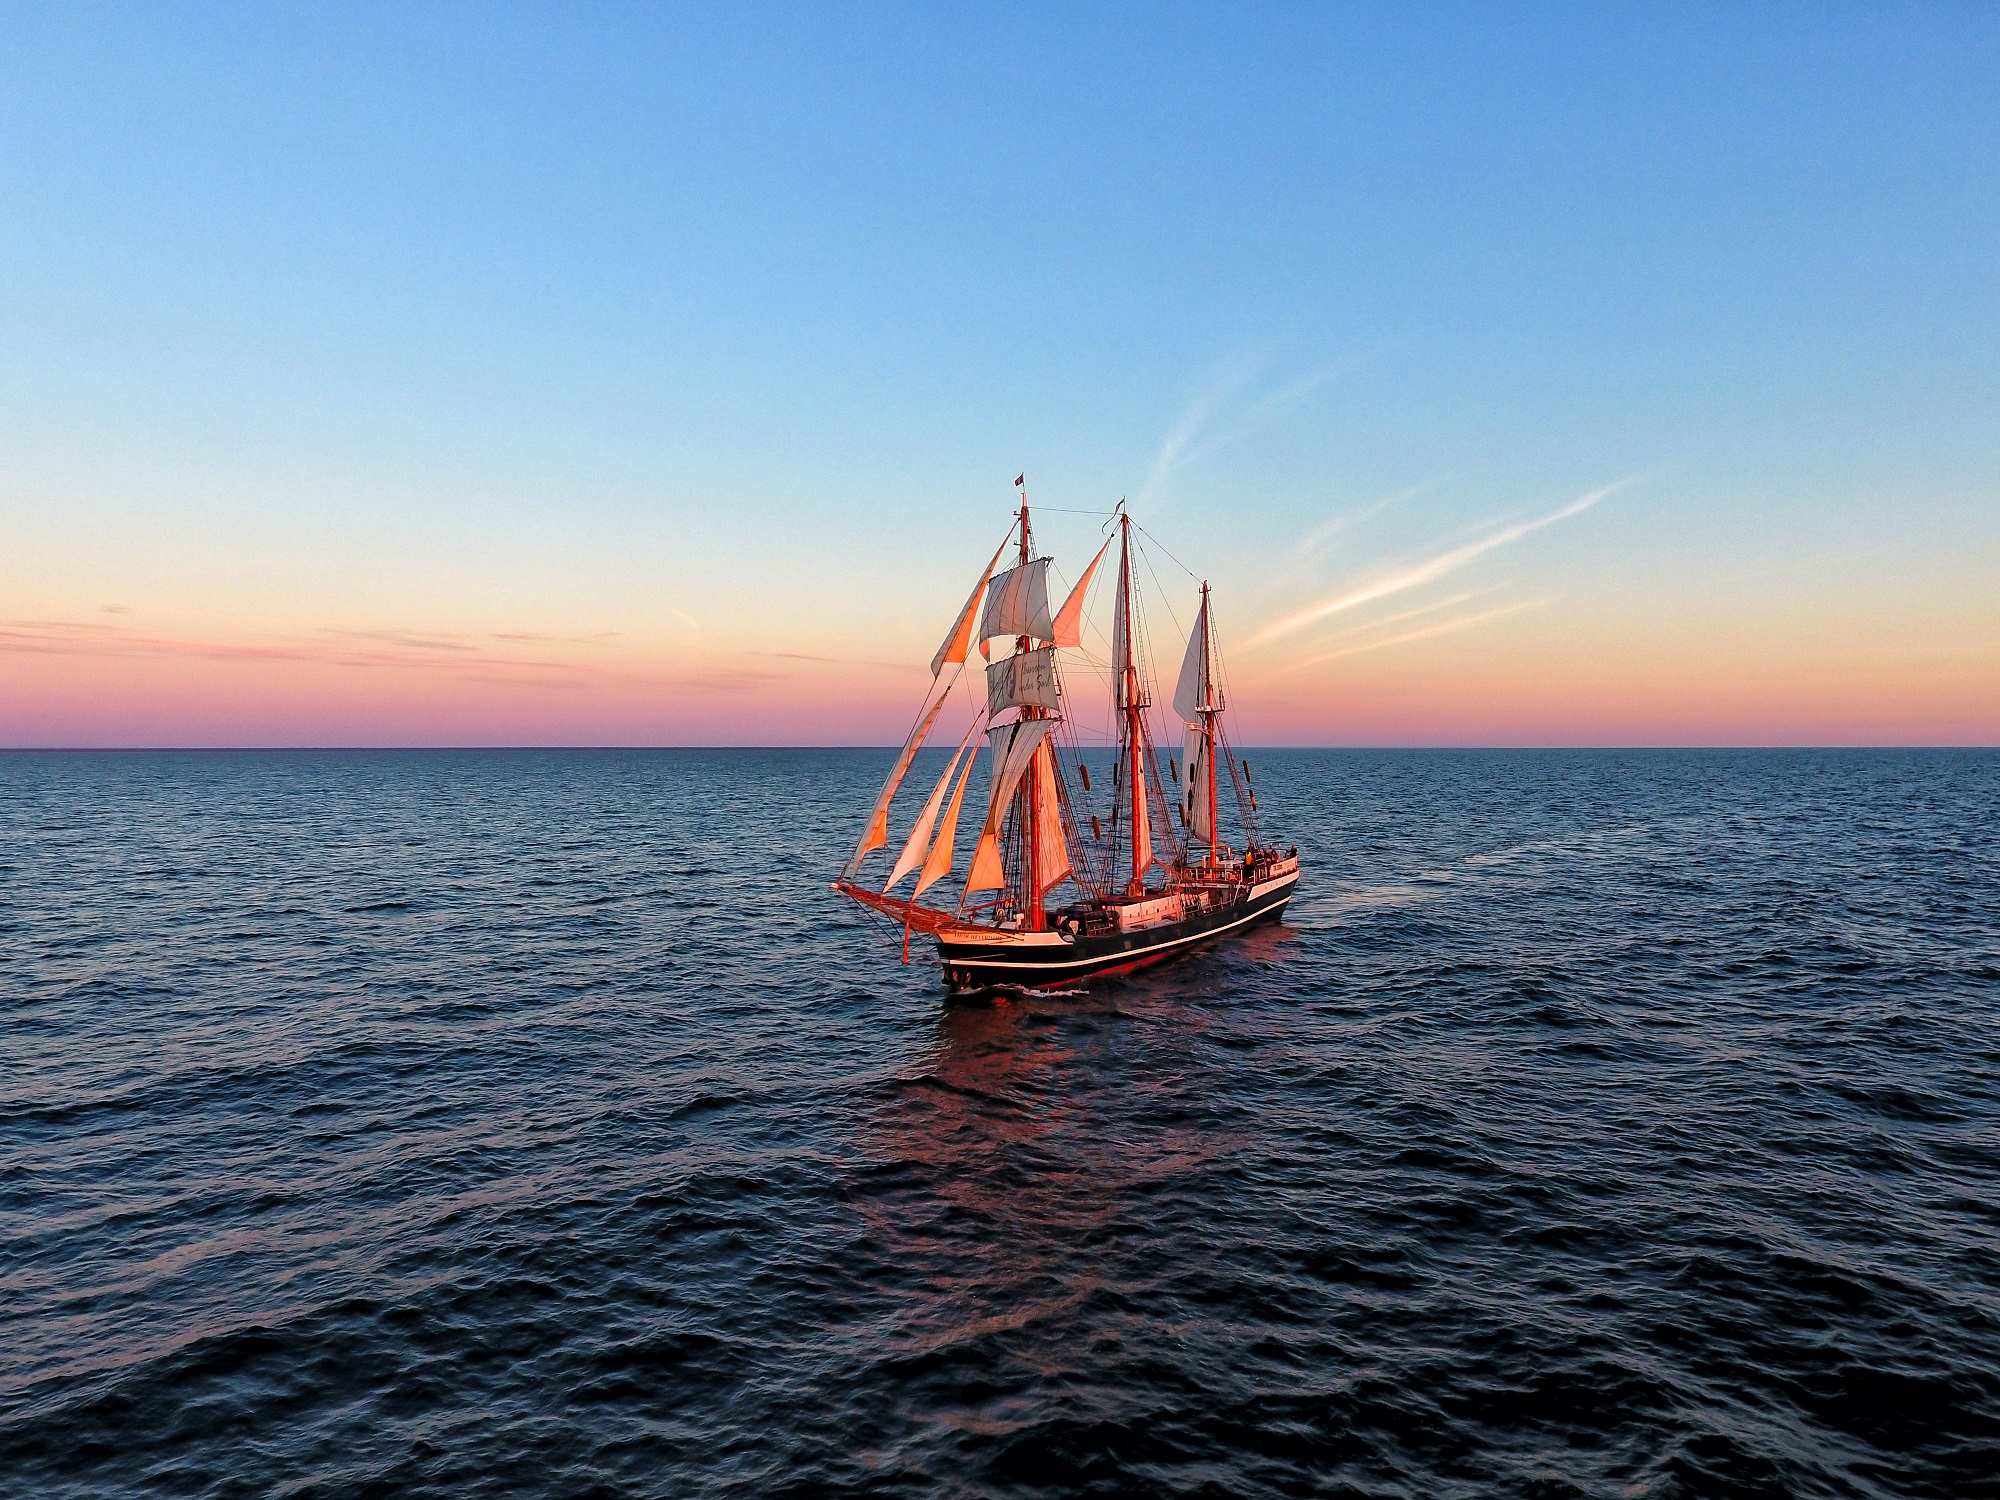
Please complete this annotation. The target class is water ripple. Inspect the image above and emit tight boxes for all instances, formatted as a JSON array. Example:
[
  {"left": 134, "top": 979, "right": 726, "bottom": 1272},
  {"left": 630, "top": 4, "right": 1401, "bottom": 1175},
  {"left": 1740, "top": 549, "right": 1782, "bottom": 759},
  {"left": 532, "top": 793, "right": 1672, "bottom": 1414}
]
[{"left": 2, "top": 748, "right": 1997, "bottom": 1497}]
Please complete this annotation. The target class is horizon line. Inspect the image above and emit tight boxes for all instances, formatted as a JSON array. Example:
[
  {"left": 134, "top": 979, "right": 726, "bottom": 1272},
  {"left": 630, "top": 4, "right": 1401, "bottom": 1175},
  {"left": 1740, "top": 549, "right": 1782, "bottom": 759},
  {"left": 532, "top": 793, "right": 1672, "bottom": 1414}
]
[{"left": 1, "top": 743, "right": 1994, "bottom": 754}]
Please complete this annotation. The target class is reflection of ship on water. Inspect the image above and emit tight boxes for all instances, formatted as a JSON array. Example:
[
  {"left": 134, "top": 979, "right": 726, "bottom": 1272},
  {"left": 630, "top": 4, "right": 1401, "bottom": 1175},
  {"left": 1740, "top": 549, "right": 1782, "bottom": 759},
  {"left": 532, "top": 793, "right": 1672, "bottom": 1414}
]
[
  {"left": 834, "top": 488, "right": 1301, "bottom": 995},
  {"left": 844, "top": 994, "right": 1249, "bottom": 1425}
]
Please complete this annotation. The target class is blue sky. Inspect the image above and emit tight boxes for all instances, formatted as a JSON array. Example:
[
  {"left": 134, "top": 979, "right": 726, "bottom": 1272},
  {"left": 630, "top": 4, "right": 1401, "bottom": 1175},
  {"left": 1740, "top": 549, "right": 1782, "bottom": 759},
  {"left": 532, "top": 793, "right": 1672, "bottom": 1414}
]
[{"left": 3, "top": 4, "right": 1996, "bottom": 744}]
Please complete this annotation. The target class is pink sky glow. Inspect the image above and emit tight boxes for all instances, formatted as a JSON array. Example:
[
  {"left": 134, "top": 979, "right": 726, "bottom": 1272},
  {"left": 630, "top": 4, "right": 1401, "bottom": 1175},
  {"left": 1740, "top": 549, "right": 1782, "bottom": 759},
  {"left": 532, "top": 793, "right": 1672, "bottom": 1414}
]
[{"left": 6, "top": 608, "right": 1993, "bottom": 748}]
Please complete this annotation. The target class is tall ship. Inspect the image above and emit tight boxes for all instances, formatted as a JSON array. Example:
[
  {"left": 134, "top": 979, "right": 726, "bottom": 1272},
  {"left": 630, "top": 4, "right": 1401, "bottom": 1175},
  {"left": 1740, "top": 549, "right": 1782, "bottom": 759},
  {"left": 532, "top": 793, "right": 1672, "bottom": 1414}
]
[{"left": 833, "top": 490, "right": 1301, "bottom": 994}]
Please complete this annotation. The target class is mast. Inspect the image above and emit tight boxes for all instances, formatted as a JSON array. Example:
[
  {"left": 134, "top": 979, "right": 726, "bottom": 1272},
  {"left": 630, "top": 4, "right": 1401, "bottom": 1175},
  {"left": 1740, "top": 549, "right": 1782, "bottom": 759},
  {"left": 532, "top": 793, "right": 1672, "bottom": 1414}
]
[
  {"left": 1200, "top": 582, "right": 1218, "bottom": 867},
  {"left": 1173, "top": 576, "right": 1223, "bottom": 868},
  {"left": 1117, "top": 511, "right": 1148, "bottom": 897},
  {"left": 1015, "top": 490, "right": 1046, "bottom": 930}
]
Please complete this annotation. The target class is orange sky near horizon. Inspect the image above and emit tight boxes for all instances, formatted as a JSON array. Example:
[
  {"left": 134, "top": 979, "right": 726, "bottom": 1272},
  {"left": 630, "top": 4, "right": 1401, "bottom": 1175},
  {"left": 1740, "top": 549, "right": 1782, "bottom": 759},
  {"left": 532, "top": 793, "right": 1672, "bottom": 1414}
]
[{"left": 6, "top": 570, "right": 1994, "bottom": 748}]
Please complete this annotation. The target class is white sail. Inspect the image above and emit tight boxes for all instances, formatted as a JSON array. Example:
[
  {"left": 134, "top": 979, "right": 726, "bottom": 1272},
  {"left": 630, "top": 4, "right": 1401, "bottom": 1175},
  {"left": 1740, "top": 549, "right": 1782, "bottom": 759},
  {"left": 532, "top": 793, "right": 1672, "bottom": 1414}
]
[
  {"left": 1051, "top": 538, "right": 1112, "bottom": 649},
  {"left": 979, "top": 558, "right": 1054, "bottom": 643},
  {"left": 1183, "top": 724, "right": 1214, "bottom": 845},
  {"left": 933, "top": 539, "right": 1010, "bottom": 678},
  {"left": 985, "top": 646, "right": 1060, "bottom": 716},
  {"left": 963, "top": 717, "right": 1057, "bottom": 894},
  {"left": 1174, "top": 594, "right": 1218, "bottom": 725},
  {"left": 883, "top": 714, "right": 985, "bottom": 891},
  {"left": 842, "top": 685, "right": 952, "bottom": 877},
  {"left": 1033, "top": 739, "right": 1071, "bottom": 891},
  {"left": 913, "top": 737, "right": 981, "bottom": 899}
]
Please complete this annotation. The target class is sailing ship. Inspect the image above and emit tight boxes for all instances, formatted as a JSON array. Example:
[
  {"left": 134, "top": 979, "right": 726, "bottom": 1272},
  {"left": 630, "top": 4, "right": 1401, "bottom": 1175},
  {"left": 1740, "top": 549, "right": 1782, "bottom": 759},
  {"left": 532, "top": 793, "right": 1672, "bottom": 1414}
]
[{"left": 833, "top": 491, "right": 1300, "bottom": 994}]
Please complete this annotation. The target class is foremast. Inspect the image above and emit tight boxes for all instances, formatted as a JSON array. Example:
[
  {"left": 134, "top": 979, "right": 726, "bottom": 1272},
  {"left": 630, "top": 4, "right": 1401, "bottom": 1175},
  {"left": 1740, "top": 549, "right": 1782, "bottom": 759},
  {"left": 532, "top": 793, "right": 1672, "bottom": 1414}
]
[{"left": 956, "top": 487, "right": 1081, "bottom": 931}]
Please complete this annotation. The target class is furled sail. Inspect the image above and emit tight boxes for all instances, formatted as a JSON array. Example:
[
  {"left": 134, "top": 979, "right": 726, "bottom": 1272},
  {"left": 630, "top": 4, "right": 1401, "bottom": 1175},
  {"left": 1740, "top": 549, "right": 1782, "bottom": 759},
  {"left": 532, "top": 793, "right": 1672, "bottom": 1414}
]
[
  {"left": 932, "top": 538, "right": 1011, "bottom": 677},
  {"left": 1174, "top": 594, "right": 1218, "bottom": 724},
  {"left": 1130, "top": 750, "right": 1153, "bottom": 878},
  {"left": 963, "top": 718, "right": 1058, "bottom": 894},
  {"left": 913, "top": 736, "right": 982, "bottom": 899},
  {"left": 1111, "top": 555, "right": 1134, "bottom": 708},
  {"left": 985, "top": 646, "right": 1060, "bottom": 716},
  {"left": 884, "top": 714, "right": 986, "bottom": 891},
  {"left": 1183, "top": 725, "right": 1214, "bottom": 845},
  {"left": 1032, "top": 740, "right": 1071, "bottom": 891},
  {"left": 978, "top": 558, "right": 1054, "bottom": 643},
  {"left": 1050, "top": 538, "right": 1112, "bottom": 649},
  {"left": 842, "top": 687, "right": 952, "bottom": 878}
]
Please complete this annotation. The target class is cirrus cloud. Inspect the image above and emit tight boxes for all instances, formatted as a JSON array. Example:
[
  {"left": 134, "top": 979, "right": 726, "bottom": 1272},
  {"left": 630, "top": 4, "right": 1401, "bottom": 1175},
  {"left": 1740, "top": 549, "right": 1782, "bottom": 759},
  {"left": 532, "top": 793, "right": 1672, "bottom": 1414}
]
[{"left": 1245, "top": 478, "right": 1637, "bottom": 650}]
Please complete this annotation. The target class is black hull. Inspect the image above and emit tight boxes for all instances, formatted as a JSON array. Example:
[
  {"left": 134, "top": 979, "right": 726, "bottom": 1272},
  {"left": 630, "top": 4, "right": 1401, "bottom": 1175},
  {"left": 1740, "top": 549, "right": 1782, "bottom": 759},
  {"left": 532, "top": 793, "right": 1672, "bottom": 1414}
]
[{"left": 935, "top": 871, "right": 1298, "bottom": 992}]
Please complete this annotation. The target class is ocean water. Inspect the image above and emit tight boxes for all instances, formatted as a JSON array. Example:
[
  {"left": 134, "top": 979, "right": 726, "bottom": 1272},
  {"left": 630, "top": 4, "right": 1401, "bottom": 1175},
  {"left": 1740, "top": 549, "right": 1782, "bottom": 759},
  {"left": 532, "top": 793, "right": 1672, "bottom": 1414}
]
[{"left": 3, "top": 748, "right": 1998, "bottom": 1499}]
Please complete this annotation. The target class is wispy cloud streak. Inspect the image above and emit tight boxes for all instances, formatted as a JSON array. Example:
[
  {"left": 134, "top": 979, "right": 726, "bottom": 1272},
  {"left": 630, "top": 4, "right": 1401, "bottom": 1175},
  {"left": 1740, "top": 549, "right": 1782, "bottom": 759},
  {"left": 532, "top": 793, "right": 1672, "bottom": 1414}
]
[
  {"left": 0, "top": 619, "right": 584, "bottom": 673},
  {"left": 1271, "top": 597, "right": 1557, "bottom": 674},
  {"left": 1138, "top": 344, "right": 1381, "bottom": 504},
  {"left": 0, "top": 618, "right": 896, "bottom": 702},
  {"left": 1246, "top": 478, "right": 1634, "bottom": 649},
  {"left": 1296, "top": 587, "right": 1493, "bottom": 643},
  {"left": 1138, "top": 348, "right": 1268, "bottom": 503},
  {"left": 1284, "top": 480, "right": 1440, "bottom": 570}
]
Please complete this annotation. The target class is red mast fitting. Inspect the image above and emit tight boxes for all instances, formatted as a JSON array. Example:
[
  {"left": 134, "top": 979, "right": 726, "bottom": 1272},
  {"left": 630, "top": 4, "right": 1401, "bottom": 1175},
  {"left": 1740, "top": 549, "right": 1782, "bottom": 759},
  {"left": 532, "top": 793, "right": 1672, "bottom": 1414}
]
[{"left": 831, "top": 480, "right": 1302, "bottom": 995}]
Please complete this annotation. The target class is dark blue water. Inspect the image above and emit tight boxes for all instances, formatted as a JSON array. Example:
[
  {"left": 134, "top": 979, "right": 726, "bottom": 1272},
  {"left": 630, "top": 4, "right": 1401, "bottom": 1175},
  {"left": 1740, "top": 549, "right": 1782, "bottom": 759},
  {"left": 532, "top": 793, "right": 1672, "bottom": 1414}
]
[{"left": 3, "top": 749, "right": 1998, "bottom": 1498}]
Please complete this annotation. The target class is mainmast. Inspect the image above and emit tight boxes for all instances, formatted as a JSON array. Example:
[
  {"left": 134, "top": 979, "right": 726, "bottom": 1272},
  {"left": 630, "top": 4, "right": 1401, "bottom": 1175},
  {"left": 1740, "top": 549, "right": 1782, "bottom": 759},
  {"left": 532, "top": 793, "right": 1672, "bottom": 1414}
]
[
  {"left": 1115, "top": 511, "right": 1151, "bottom": 897},
  {"left": 1200, "top": 582, "right": 1218, "bottom": 867},
  {"left": 1014, "top": 493, "right": 1046, "bottom": 931}
]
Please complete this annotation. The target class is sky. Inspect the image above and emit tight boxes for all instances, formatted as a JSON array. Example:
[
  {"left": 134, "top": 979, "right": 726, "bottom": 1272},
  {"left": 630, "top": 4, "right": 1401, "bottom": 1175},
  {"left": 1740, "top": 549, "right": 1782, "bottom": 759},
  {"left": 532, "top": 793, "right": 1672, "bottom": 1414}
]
[{"left": 2, "top": 2, "right": 1996, "bottom": 747}]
